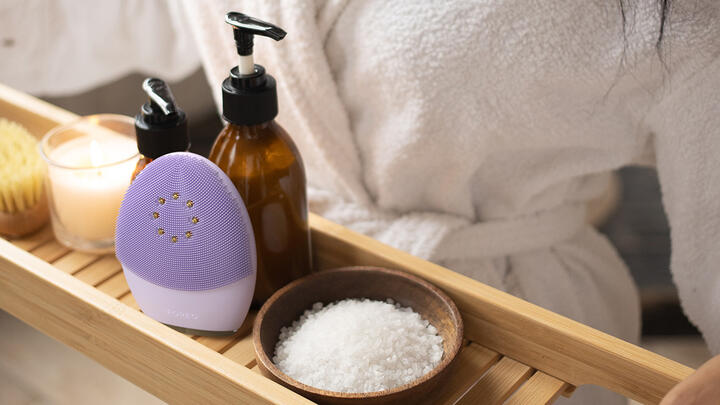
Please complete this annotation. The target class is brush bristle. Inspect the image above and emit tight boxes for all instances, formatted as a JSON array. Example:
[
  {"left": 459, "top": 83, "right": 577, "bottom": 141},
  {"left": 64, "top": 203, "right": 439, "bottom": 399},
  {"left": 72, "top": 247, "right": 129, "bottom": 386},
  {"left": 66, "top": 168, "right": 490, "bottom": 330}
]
[{"left": 0, "top": 118, "right": 45, "bottom": 214}]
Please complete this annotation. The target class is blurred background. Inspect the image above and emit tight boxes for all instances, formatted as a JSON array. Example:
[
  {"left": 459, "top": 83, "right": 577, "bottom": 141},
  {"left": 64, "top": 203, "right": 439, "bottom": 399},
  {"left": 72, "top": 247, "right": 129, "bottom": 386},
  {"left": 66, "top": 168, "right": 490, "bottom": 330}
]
[{"left": 0, "top": 70, "right": 711, "bottom": 404}]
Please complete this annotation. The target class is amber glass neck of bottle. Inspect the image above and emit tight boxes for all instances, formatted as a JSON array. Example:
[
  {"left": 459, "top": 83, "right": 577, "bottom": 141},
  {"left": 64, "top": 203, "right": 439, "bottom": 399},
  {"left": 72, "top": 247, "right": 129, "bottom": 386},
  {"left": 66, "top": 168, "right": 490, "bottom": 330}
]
[{"left": 225, "top": 121, "right": 273, "bottom": 137}]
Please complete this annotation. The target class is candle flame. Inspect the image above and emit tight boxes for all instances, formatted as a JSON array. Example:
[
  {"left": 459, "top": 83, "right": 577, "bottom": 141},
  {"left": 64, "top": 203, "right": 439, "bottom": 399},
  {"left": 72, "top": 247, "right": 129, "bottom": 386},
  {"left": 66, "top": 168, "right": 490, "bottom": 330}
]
[{"left": 89, "top": 140, "right": 103, "bottom": 168}]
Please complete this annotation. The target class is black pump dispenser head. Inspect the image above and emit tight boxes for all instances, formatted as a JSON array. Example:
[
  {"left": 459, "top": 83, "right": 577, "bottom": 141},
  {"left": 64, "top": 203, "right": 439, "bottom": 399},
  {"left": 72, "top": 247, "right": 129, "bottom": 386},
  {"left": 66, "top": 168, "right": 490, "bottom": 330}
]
[
  {"left": 135, "top": 78, "right": 189, "bottom": 159},
  {"left": 226, "top": 12, "right": 286, "bottom": 74},
  {"left": 222, "top": 12, "right": 287, "bottom": 126}
]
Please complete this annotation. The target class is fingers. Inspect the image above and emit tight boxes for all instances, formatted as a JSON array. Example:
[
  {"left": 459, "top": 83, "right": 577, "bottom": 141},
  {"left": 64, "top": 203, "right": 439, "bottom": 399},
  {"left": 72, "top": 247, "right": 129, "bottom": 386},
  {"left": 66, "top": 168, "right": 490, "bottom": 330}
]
[{"left": 660, "top": 355, "right": 720, "bottom": 405}]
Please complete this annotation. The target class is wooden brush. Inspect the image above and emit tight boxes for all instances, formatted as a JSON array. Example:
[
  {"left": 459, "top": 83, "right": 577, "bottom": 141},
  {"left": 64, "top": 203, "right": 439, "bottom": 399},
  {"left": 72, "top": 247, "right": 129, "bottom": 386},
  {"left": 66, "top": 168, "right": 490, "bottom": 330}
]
[{"left": 0, "top": 118, "right": 48, "bottom": 237}]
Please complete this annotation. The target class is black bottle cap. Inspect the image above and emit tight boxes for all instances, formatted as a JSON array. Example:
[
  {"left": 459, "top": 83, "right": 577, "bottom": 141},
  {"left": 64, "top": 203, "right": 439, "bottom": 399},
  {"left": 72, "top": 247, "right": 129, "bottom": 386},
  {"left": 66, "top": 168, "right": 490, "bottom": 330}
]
[
  {"left": 222, "top": 12, "right": 286, "bottom": 126},
  {"left": 135, "top": 78, "right": 189, "bottom": 159}
]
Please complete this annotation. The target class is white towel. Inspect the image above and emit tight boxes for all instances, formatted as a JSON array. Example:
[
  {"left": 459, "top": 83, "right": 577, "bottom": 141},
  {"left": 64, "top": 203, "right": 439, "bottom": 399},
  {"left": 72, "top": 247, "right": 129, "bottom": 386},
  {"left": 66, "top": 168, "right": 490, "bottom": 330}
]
[{"left": 0, "top": 0, "right": 199, "bottom": 96}]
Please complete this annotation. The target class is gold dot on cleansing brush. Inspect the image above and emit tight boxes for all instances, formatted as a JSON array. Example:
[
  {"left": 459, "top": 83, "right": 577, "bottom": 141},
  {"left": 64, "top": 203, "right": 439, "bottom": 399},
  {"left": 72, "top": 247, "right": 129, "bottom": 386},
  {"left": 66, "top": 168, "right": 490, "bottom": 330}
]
[
  {"left": 186, "top": 200, "right": 194, "bottom": 208},
  {"left": 157, "top": 228, "right": 165, "bottom": 235},
  {"left": 158, "top": 197, "right": 165, "bottom": 204},
  {"left": 152, "top": 212, "right": 159, "bottom": 219},
  {"left": 172, "top": 192, "right": 179, "bottom": 200},
  {"left": 171, "top": 236, "right": 178, "bottom": 243},
  {"left": 185, "top": 231, "right": 192, "bottom": 238},
  {"left": 191, "top": 216, "right": 199, "bottom": 224}
]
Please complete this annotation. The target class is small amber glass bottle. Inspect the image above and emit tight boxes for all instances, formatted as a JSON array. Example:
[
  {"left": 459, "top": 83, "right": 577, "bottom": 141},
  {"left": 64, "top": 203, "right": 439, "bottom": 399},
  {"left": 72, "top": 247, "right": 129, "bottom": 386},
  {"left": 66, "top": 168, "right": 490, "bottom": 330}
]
[
  {"left": 131, "top": 156, "right": 153, "bottom": 181},
  {"left": 132, "top": 78, "right": 190, "bottom": 181},
  {"left": 210, "top": 121, "right": 311, "bottom": 304}
]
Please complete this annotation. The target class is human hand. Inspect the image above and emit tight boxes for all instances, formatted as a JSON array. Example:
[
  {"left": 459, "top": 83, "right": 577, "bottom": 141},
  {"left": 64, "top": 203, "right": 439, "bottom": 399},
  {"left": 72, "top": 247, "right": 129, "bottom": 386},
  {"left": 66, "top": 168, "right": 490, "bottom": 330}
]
[{"left": 660, "top": 354, "right": 720, "bottom": 405}]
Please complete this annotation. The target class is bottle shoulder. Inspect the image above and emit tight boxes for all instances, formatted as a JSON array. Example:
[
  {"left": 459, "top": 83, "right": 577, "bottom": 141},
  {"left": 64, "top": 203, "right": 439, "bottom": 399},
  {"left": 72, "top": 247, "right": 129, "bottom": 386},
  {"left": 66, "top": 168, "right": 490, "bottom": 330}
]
[
  {"left": 210, "top": 121, "right": 305, "bottom": 176},
  {"left": 217, "top": 121, "right": 297, "bottom": 149}
]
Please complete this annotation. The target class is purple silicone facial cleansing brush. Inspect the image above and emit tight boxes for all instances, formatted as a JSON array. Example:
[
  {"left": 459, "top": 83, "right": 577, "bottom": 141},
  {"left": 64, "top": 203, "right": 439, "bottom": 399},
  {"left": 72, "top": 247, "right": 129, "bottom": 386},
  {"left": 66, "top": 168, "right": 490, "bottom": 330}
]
[{"left": 115, "top": 152, "right": 256, "bottom": 335}]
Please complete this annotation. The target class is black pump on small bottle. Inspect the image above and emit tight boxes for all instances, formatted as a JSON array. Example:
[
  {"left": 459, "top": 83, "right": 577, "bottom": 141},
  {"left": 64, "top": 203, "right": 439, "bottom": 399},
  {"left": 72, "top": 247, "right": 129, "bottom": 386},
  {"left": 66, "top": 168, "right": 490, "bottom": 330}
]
[
  {"left": 222, "top": 12, "right": 287, "bottom": 126},
  {"left": 132, "top": 78, "right": 190, "bottom": 180}
]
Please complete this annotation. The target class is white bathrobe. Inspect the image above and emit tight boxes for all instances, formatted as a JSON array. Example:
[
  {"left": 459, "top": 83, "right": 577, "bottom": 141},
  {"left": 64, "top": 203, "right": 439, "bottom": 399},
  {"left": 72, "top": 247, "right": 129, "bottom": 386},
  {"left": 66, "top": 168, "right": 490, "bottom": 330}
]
[
  {"left": 3, "top": 1, "right": 719, "bottom": 403},
  {"left": 181, "top": 1, "right": 720, "bottom": 402}
]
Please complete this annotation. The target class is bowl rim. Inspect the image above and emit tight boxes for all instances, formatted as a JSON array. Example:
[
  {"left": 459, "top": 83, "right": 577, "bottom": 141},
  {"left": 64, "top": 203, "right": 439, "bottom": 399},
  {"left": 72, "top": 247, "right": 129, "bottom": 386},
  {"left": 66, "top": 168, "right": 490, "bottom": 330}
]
[{"left": 253, "top": 265, "right": 464, "bottom": 400}]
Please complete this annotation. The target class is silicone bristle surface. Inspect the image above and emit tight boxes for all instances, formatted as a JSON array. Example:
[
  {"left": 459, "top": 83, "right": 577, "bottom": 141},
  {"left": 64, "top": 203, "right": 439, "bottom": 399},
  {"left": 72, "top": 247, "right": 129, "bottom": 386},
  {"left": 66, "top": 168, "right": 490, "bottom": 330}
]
[{"left": 116, "top": 152, "right": 256, "bottom": 291}]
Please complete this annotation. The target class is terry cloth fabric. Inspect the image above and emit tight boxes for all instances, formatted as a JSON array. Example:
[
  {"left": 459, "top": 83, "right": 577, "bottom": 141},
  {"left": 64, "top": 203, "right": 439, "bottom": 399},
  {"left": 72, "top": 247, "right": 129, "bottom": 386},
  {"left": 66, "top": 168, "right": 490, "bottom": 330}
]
[
  {"left": 181, "top": 0, "right": 720, "bottom": 350},
  {"left": 193, "top": 1, "right": 720, "bottom": 402}
]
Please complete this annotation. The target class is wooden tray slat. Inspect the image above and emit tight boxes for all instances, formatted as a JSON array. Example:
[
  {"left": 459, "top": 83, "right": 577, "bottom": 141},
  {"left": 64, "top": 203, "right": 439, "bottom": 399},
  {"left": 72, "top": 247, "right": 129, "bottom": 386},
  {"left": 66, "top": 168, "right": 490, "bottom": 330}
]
[
  {"left": 456, "top": 356, "right": 533, "bottom": 405},
  {"left": 32, "top": 240, "right": 71, "bottom": 262},
  {"left": 119, "top": 292, "right": 141, "bottom": 310},
  {"left": 52, "top": 250, "right": 101, "bottom": 274},
  {"left": 195, "top": 329, "right": 246, "bottom": 352},
  {"left": 10, "top": 226, "right": 54, "bottom": 251},
  {"left": 223, "top": 334, "right": 257, "bottom": 367},
  {"left": 95, "top": 271, "right": 131, "bottom": 298},
  {"left": 420, "top": 343, "right": 500, "bottom": 405},
  {"left": 74, "top": 255, "right": 122, "bottom": 286},
  {"left": 504, "top": 372, "right": 568, "bottom": 405}
]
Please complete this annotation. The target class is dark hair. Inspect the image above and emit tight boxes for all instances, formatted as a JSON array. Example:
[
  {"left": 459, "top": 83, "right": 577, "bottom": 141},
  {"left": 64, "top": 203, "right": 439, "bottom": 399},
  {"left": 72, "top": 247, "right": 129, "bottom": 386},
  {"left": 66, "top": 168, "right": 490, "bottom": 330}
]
[
  {"left": 619, "top": 0, "right": 672, "bottom": 51},
  {"left": 657, "top": 0, "right": 671, "bottom": 50}
]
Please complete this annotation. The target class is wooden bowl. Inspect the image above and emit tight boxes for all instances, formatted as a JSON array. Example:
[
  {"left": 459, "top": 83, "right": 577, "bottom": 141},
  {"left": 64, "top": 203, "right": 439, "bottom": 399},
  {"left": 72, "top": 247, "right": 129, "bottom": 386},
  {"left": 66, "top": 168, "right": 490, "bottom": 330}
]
[{"left": 253, "top": 266, "right": 464, "bottom": 405}]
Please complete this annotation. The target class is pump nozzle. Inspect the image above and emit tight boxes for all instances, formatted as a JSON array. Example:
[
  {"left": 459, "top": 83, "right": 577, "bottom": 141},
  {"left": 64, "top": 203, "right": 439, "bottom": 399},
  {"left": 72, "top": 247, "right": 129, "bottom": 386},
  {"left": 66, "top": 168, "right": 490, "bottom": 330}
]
[
  {"left": 226, "top": 12, "right": 286, "bottom": 75},
  {"left": 141, "top": 78, "right": 179, "bottom": 120}
]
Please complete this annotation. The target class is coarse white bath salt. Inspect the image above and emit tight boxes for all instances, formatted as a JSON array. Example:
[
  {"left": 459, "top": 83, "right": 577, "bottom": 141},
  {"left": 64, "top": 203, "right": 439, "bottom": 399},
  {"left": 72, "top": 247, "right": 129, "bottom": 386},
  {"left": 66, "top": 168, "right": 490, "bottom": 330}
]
[{"left": 272, "top": 298, "right": 444, "bottom": 393}]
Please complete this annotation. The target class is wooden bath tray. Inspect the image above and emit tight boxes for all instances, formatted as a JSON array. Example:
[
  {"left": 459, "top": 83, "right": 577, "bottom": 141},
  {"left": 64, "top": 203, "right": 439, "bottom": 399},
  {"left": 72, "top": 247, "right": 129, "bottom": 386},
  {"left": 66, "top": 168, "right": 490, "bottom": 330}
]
[{"left": 0, "top": 83, "right": 693, "bottom": 404}]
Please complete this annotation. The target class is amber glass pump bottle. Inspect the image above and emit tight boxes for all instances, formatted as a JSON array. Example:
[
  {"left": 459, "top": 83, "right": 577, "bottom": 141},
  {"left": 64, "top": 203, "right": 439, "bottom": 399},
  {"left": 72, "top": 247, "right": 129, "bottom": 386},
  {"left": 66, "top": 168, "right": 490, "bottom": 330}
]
[{"left": 210, "top": 12, "right": 311, "bottom": 304}]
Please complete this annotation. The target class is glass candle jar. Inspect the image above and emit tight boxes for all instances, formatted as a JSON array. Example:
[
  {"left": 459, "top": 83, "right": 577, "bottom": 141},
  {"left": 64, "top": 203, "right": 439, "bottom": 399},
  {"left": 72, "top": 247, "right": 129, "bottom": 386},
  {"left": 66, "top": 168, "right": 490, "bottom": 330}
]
[{"left": 39, "top": 114, "right": 139, "bottom": 252}]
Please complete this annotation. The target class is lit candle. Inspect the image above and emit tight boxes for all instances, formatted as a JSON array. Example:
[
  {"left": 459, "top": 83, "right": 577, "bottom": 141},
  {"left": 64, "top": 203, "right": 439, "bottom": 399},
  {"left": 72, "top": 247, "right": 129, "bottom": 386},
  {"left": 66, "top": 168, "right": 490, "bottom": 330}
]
[{"left": 41, "top": 115, "right": 138, "bottom": 252}]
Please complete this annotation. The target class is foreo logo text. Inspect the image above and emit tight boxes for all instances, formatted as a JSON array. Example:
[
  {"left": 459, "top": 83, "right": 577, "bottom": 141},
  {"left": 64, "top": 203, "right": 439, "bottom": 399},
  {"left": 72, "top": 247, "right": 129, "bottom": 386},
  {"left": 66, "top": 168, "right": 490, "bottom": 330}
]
[{"left": 167, "top": 309, "right": 199, "bottom": 320}]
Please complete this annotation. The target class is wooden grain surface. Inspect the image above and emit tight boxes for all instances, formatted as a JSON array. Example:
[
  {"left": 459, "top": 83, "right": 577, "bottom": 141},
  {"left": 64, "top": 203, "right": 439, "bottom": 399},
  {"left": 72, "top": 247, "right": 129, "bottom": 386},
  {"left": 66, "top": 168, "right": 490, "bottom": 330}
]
[
  {"left": 53, "top": 251, "right": 100, "bottom": 274},
  {"left": 223, "top": 334, "right": 257, "bottom": 367},
  {"left": 10, "top": 226, "right": 54, "bottom": 251},
  {"left": 73, "top": 255, "right": 122, "bottom": 286},
  {"left": 457, "top": 356, "right": 533, "bottom": 405},
  {"left": 505, "top": 372, "right": 568, "bottom": 405},
  {"left": 0, "top": 83, "right": 77, "bottom": 135},
  {"left": 420, "top": 344, "right": 500, "bottom": 405},
  {"left": 96, "top": 271, "right": 131, "bottom": 298},
  {"left": 119, "top": 292, "right": 140, "bottom": 310},
  {"left": 30, "top": 240, "right": 70, "bottom": 263}
]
